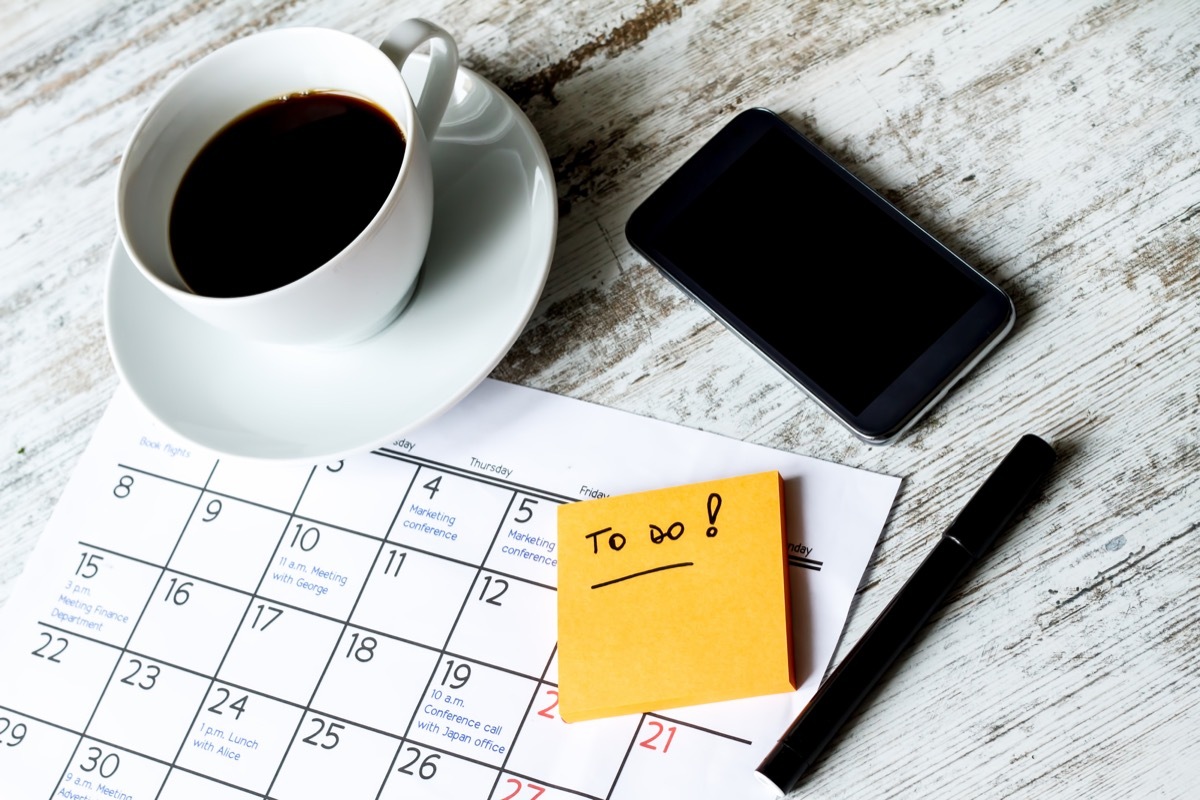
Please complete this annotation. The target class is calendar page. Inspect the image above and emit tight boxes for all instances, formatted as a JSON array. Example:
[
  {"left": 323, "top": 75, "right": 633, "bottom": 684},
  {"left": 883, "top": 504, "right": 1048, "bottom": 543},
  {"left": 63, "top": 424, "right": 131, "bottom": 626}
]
[{"left": 0, "top": 380, "right": 899, "bottom": 800}]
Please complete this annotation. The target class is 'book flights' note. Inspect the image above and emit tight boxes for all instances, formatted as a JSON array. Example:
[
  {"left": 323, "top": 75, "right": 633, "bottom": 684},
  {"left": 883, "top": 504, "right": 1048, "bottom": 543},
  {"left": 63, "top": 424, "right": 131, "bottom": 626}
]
[{"left": 557, "top": 472, "right": 796, "bottom": 722}]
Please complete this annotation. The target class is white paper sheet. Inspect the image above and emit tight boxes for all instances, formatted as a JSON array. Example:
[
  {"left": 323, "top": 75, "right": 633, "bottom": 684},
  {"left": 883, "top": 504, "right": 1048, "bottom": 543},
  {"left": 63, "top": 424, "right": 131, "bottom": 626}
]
[{"left": 0, "top": 379, "right": 899, "bottom": 799}]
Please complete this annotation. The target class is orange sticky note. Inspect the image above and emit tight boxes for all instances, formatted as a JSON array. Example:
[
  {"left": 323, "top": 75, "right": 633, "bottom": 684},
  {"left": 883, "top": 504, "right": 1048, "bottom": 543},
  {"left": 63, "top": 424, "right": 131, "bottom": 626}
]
[{"left": 556, "top": 471, "right": 795, "bottom": 722}]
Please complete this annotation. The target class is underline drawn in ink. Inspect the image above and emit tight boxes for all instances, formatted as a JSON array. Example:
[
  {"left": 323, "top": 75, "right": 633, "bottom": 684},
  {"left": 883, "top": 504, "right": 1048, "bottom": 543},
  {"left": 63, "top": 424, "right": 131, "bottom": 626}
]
[{"left": 591, "top": 562, "right": 694, "bottom": 589}]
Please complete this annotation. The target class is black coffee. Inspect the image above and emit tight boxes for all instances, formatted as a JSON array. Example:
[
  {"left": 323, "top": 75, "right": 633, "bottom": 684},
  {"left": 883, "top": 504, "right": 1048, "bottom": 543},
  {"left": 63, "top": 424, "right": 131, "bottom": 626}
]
[{"left": 169, "top": 92, "right": 406, "bottom": 297}]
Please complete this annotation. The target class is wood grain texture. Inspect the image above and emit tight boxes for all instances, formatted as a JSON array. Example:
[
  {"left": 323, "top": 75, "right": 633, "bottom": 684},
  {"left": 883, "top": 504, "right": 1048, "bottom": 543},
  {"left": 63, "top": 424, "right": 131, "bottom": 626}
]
[{"left": 1, "top": 0, "right": 1197, "bottom": 797}]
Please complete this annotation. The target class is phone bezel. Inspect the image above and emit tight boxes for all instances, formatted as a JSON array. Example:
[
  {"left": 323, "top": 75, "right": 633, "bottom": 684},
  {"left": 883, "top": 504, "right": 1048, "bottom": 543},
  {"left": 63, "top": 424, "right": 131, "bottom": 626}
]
[{"left": 625, "top": 108, "right": 1015, "bottom": 444}]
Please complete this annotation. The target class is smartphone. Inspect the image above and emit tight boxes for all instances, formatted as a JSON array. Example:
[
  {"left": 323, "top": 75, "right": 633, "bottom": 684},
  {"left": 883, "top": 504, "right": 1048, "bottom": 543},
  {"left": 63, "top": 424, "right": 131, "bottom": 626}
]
[{"left": 625, "top": 108, "right": 1014, "bottom": 445}]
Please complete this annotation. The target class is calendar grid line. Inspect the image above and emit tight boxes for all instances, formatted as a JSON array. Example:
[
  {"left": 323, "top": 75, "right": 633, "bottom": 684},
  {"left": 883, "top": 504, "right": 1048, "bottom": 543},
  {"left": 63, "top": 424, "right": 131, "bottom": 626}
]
[
  {"left": 379, "top": 538, "right": 503, "bottom": 573},
  {"left": 483, "top": 570, "right": 555, "bottom": 593},
  {"left": 379, "top": 542, "right": 559, "bottom": 592},
  {"left": 375, "top": 449, "right": 576, "bottom": 504},
  {"left": 497, "top": 769, "right": 606, "bottom": 800},
  {"left": 391, "top": 731, "right": 525, "bottom": 773},
  {"left": 375, "top": 459, "right": 441, "bottom": 800},
  {"left": 9, "top": 678, "right": 575, "bottom": 799},
  {"left": 31, "top": 620, "right": 560, "bottom": 743},
  {"left": 21, "top": 697, "right": 276, "bottom": 800},
  {"left": 37, "top": 604, "right": 553, "bottom": 698},
  {"left": 113, "top": 453, "right": 564, "bottom": 590},
  {"left": 646, "top": 713, "right": 753, "bottom": 745},
  {"left": 1, "top": 703, "right": 83, "bottom": 738},
  {"left": 114, "top": 463, "right": 212, "bottom": 494},
  {"left": 48, "top": 727, "right": 187, "bottom": 770},
  {"left": 430, "top": 648, "right": 548, "bottom": 685},
  {"left": 117, "top": 455, "right": 324, "bottom": 525},
  {"left": 154, "top": 758, "right": 271, "bottom": 799},
  {"left": 123, "top": 450, "right": 577, "bottom": 510},
  {"left": 385, "top": 483, "right": 521, "bottom": 791},
  {"left": 486, "top": 644, "right": 560, "bottom": 799},
  {"left": 72, "top": 536, "right": 556, "bottom": 644},
  {"left": 156, "top": 460, "right": 222, "bottom": 571},
  {"left": 112, "top": 738, "right": 268, "bottom": 800},
  {"left": 76, "top": 540, "right": 163, "bottom": 571},
  {"left": 602, "top": 712, "right": 756, "bottom": 800},
  {"left": 604, "top": 715, "right": 644, "bottom": 800},
  {"left": 215, "top": 466, "right": 321, "bottom": 798},
  {"left": 50, "top": 458, "right": 219, "bottom": 800},
  {"left": 105, "top": 456, "right": 565, "bottom": 600},
  {"left": 284, "top": 513, "right": 387, "bottom": 543},
  {"left": 400, "top": 489, "right": 518, "bottom": 719},
  {"left": 35, "top": 620, "right": 100, "bottom": 637},
  {"left": 159, "top": 464, "right": 318, "bottom": 799},
  {"left": 263, "top": 462, "right": 420, "bottom": 799},
  {"left": 368, "top": 464, "right": 583, "bottom": 799},
  {"left": 11, "top": 682, "right": 616, "bottom": 800},
  {"left": 464, "top": 488, "right": 558, "bottom": 800},
  {"left": 116, "top": 461, "right": 397, "bottom": 547}
]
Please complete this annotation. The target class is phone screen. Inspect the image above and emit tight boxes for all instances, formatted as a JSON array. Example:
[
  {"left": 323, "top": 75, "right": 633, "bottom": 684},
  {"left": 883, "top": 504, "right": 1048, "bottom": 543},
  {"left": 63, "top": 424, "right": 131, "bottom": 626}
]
[{"left": 627, "top": 109, "right": 1012, "bottom": 442}]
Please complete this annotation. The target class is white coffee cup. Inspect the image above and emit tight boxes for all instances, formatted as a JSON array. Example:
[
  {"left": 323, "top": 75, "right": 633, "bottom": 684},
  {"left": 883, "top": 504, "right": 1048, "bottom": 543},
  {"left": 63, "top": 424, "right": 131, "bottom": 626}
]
[{"left": 116, "top": 20, "right": 458, "bottom": 347}]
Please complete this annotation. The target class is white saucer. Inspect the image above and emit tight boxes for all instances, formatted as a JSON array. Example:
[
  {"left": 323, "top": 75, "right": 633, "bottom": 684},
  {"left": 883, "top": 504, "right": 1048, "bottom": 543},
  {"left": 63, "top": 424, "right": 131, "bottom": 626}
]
[{"left": 105, "top": 56, "right": 556, "bottom": 462}]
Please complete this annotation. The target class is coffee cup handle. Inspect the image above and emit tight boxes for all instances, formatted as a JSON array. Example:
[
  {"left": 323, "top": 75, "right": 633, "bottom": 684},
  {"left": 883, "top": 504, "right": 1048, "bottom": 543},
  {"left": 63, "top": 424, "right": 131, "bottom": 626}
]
[{"left": 380, "top": 19, "right": 459, "bottom": 140}]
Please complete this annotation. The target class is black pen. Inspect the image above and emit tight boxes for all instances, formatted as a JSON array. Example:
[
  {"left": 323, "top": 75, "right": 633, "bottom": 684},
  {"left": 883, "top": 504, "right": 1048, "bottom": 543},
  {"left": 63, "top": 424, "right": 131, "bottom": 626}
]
[{"left": 756, "top": 434, "right": 1056, "bottom": 796}]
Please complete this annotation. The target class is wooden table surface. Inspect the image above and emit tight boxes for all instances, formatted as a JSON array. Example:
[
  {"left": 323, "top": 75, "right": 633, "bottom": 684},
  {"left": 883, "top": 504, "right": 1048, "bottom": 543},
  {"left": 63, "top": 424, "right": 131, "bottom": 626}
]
[{"left": 2, "top": 1, "right": 1197, "bottom": 797}]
